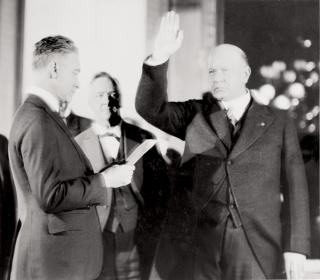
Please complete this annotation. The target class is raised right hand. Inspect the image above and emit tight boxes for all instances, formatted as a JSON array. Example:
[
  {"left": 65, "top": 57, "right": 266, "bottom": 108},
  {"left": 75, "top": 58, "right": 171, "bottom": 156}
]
[
  {"left": 152, "top": 11, "right": 184, "bottom": 62},
  {"left": 102, "top": 164, "right": 135, "bottom": 188}
]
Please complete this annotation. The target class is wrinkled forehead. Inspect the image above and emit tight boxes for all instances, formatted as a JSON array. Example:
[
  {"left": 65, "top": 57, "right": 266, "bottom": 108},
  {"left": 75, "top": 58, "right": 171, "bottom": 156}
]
[
  {"left": 91, "top": 76, "right": 114, "bottom": 93},
  {"left": 208, "top": 46, "right": 247, "bottom": 69}
]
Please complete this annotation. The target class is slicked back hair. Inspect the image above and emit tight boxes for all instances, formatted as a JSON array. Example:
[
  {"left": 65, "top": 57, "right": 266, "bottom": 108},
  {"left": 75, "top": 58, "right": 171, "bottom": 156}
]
[{"left": 32, "top": 35, "right": 78, "bottom": 69}]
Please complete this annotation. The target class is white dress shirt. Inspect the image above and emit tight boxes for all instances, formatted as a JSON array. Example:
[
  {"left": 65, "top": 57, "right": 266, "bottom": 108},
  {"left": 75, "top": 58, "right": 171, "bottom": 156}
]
[
  {"left": 91, "top": 122, "right": 121, "bottom": 162},
  {"left": 220, "top": 90, "right": 251, "bottom": 125},
  {"left": 25, "top": 86, "right": 71, "bottom": 118}
]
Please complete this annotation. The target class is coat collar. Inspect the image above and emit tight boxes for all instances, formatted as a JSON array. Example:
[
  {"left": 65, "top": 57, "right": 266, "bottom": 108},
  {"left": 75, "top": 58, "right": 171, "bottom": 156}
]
[
  {"left": 80, "top": 128, "right": 106, "bottom": 172},
  {"left": 26, "top": 95, "right": 71, "bottom": 136},
  {"left": 181, "top": 111, "right": 227, "bottom": 164},
  {"left": 25, "top": 95, "right": 93, "bottom": 172},
  {"left": 81, "top": 122, "right": 142, "bottom": 163},
  {"left": 25, "top": 87, "right": 71, "bottom": 117},
  {"left": 181, "top": 98, "right": 274, "bottom": 164},
  {"left": 229, "top": 101, "right": 274, "bottom": 160},
  {"left": 207, "top": 108, "right": 232, "bottom": 151},
  {"left": 81, "top": 121, "right": 144, "bottom": 204}
]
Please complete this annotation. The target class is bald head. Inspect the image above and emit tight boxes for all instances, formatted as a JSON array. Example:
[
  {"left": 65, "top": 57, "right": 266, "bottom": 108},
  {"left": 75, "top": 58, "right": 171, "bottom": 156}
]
[
  {"left": 208, "top": 44, "right": 251, "bottom": 101},
  {"left": 209, "top": 44, "right": 249, "bottom": 67}
]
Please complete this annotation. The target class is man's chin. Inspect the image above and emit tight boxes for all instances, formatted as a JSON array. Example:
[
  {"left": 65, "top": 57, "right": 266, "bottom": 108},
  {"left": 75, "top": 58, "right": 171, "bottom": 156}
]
[
  {"left": 212, "top": 90, "right": 227, "bottom": 100},
  {"left": 97, "top": 110, "right": 110, "bottom": 120}
]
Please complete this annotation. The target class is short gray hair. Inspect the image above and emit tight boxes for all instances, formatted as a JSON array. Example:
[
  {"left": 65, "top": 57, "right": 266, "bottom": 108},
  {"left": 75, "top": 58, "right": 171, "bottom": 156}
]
[{"left": 32, "top": 35, "right": 77, "bottom": 69}]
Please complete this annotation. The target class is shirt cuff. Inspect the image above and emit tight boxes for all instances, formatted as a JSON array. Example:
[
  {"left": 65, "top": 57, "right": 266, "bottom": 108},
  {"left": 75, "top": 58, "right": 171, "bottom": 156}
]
[{"left": 144, "top": 54, "right": 169, "bottom": 66}]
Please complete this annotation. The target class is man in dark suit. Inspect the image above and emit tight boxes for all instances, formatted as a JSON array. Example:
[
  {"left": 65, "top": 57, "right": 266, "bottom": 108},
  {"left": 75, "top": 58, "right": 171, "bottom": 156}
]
[
  {"left": 135, "top": 12, "right": 310, "bottom": 280},
  {"left": 66, "top": 112, "right": 92, "bottom": 138},
  {"left": 9, "top": 35, "right": 135, "bottom": 280},
  {"left": 76, "top": 72, "right": 169, "bottom": 280},
  {"left": 0, "top": 135, "right": 16, "bottom": 278}
]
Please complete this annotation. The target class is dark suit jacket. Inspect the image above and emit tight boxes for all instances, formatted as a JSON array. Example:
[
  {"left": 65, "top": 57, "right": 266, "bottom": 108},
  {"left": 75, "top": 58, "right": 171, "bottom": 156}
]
[
  {"left": 66, "top": 112, "right": 91, "bottom": 138},
  {"left": 76, "top": 121, "right": 170, "bottom": 280},
  {"left": 0, "top": 135, "right": 16, "bottom": 278},
  {"left": 9, "top": 95, "right": 110, "bottom": 280},
  {"left": 135, "top": 61, "right": 310, "bottom": 279}
]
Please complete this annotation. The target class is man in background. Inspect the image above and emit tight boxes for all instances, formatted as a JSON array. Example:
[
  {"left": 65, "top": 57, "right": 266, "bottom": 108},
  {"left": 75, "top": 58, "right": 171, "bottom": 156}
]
[
  {"left": 9, "top": 35, "right": 135, "bottom": 280},
  {"left": 76, "top": 72, "right": 169, "bottom": 280},
  {"left": 136, "top": 11, "right": 310, "bottom": 280}
]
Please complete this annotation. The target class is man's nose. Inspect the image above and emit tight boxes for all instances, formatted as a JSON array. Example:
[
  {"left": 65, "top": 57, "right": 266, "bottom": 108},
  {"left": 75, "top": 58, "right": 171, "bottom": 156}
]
[
  {"left": 212, "top": 70, "right": 224, "bottom": 82},
  {"left": 102, "top": 93, "right": 109, "bottom": 102}
]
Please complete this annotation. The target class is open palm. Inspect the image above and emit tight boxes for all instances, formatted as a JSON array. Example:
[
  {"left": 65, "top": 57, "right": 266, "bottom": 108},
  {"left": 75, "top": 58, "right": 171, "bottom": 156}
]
[{"left": 153, "top": 11, "right": 184, "bottom": 61}]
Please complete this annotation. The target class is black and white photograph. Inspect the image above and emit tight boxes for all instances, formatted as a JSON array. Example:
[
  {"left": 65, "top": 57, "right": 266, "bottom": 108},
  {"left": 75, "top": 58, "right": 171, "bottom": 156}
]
[{"left": 0, "top": 0, "right": 318, "bottom": 279}]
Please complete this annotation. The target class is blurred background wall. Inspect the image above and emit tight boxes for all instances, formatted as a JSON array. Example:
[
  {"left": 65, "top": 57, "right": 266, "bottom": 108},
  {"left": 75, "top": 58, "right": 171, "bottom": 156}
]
[
  {"left": 0, "top": 0, "right": 319, "bottom": 266},
  {"left": 0, "top": 0, "right": 23, "bottom": 137},
  {"left": 22, "top": 0, "right": 148, "bottom": 123}
]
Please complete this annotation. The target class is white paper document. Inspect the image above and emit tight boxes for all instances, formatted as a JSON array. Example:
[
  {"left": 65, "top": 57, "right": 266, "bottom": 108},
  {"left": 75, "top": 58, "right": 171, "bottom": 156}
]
[{"left": 126, "top": 139, "right": 157, "bottom": 165}]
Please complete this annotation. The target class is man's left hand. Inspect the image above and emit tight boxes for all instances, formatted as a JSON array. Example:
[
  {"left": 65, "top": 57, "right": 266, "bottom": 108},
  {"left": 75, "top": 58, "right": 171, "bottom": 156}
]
[{"left": 283, "top": 252, "right": 306, "bottom": 280}]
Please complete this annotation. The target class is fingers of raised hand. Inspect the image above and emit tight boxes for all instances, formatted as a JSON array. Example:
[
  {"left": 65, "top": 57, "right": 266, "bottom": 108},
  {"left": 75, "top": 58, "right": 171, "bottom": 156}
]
[
  {"left": 161, "top": 11, "right": 180, "bottom": 36},
  {"left": 171, "top": 11, "right": 180, "bottom": 33},
  {"left": 176, "top": 30, "right": 184, "bottom": 46}
]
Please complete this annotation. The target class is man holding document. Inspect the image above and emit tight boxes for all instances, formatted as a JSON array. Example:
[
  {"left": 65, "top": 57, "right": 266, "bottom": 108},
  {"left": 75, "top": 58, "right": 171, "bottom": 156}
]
[{"left": 76, "top": 71, "right": 169, "bottom": 280}]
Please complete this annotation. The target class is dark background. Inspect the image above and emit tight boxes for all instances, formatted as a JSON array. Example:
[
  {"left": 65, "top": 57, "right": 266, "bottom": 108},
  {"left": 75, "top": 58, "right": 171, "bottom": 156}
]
[{"left": 225, "top": 0, "right": 319, "bottom": 258}]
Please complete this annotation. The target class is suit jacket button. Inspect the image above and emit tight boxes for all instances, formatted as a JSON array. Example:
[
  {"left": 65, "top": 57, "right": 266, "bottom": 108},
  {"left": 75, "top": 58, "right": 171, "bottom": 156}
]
[{"left": 227, "top": 160, "right": 232, "bottom": 165}]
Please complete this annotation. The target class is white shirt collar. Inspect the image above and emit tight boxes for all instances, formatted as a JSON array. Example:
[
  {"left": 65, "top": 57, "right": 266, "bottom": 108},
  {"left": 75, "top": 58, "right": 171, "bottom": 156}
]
[
  {"left": 25, "top": 86, "right": 71, "bottom": 117},
  {"left": 220, "top": 89, "right": 251, "bottom": 122},
  {"left": 91, "top": 122, "right": 121, "bottom": 138}
]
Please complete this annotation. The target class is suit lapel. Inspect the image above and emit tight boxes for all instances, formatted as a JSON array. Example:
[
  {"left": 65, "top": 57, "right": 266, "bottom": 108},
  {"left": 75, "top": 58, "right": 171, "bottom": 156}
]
[
  {"left": 79, "top": 128, "right": 113, "bottom": 231},
  {"left": 181, "top": 112, "right": 227, "bottom": 164},
  {"left": 81, "top": 129, "right": 106, "bottom": 173},
  {"left": 208, "top": 110, "right": 232, "bottom": 150},
  {"left": 229, "top": 102, "right": 274, "bottom": 160},
  {"left": 26, "top": 95, "right": 93, "bottom": 171},
  {"left": 45, "top": 107, "right": 94, "bottom": 172},
  {"left": 121, "top": 123, "right": 144, "bottom": 204}
]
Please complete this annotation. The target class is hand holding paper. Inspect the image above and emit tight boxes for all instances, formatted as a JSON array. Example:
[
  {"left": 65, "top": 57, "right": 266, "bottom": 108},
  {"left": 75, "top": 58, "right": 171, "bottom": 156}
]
[{"left": 102, "top": 164, "right": 135, "bottom": 188}]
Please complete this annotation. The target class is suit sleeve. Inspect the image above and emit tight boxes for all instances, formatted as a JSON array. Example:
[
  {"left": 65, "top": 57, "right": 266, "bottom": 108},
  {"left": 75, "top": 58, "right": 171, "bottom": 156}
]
[
  {"left": 19, "top": 117, "right": 108, "bottom": 214},
  {"left": 281, "top": 115, "right": 310, "bottom": 255},
  {"left": 135, "top": 61, "right": 199, "bottom": 140}
]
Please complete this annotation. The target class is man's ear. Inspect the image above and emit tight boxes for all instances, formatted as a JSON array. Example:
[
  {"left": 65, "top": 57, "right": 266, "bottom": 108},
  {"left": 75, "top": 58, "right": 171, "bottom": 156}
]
[
  {"left": 243, "top": 65, "right": 251, "bottom": 83},
  {"left": 48, "top": 61, "right": 58, "bottom": 79}
]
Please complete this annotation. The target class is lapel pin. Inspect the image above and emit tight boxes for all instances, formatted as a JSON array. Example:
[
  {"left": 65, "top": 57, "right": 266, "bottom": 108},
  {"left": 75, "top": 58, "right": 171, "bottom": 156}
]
[{"left": 260, "top": 122, "right": 266, "bottom": 127}]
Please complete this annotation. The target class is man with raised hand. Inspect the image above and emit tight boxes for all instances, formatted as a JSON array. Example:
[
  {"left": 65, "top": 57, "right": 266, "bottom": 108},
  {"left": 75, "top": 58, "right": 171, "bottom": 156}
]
[{"left": 136, "top": 11, "right": 310, "bottom": 280}]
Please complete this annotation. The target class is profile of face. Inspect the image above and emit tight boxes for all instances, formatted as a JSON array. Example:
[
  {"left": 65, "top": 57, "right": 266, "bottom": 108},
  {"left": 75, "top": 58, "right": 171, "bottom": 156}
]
[
  {"left": 51, "top": 52, "right": 80, "bottom": 102},
  {"left": 89, "top": 76, "right": 118, "bottom": 123},
  {"left": 208, "top": 45, "right": 251, "bottom": 101}
]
